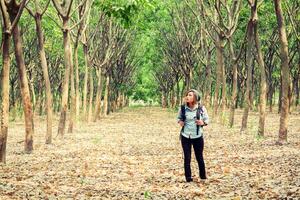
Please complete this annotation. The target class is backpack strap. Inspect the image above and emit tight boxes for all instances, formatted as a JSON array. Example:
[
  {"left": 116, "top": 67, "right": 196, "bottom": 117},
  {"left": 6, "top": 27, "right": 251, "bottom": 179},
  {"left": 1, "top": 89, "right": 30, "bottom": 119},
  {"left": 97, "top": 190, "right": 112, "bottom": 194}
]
[
  {"left": 196, "top": 104, "right": 204, "bottom": 135},
  {"left": 180, "top": 105, "right": 186, "bottom": 133}
]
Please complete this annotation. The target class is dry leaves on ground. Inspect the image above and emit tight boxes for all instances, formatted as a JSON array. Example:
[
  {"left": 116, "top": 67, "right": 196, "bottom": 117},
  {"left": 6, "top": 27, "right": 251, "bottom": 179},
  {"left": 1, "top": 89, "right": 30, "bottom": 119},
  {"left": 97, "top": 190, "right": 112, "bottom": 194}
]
[{"left": 0, "top": 107, "right": 299, "bottom": 199}]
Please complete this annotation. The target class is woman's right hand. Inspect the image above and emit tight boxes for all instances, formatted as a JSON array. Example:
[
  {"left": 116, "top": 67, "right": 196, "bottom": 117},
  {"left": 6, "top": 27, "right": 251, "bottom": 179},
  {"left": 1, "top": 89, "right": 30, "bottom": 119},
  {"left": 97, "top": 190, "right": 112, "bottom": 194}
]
[{"left": 178, "top": 120, "right": 184, "bottom": 127}]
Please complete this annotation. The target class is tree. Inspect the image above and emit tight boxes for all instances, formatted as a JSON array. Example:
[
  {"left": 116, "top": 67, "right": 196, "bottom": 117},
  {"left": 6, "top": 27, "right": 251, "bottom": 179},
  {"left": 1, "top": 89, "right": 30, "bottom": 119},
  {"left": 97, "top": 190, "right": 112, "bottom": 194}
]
[
  {"left": 51, "top": 0, "right": 74, "bottom": 137},
  {"left": 274, "top": 0, "right": 290, "bottom": 144},
  {"left": 240, "top": 0, "right": 256, "bottom": 133},
  {"left": 26, "top": 0, "right": 53, "bottom": 144},
  {"left": 69, "top": 0, "right": 93, "bottom": 131},
  {"left": 254, "top": 11, "right": 267, "bottom": 137},
  {"left": 1, "top": 0, "right": 34, "bottom": 158}
]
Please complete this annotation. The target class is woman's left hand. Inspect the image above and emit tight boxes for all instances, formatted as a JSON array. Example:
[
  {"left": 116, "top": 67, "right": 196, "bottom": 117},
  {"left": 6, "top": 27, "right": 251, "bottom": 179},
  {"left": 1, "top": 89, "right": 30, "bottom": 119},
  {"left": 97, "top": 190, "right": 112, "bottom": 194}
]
[{"left": 195, "top": 119, "right": 205, "bottom": 126}]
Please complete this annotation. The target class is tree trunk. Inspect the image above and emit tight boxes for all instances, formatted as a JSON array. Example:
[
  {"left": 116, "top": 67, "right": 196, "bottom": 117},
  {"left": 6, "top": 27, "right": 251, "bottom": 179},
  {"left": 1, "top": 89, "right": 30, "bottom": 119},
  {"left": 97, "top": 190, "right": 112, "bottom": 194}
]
[
  {"left": 255, "top": 24, "right": 267, "bottom": 137},
  {"left": 93, "top": 68, "right": 103, "bottom": 122},
  {"left": 176, "top": 80, "right": 180, "bottom": 106},
  {"left": 35, "top": 14, "right": 53, "bottom": 143},
  {"left": 221, "top": 52, "right": 226, "bottom": 116},
  {"left": 68, "top": 42, "right": 75, "bottom": 133},
  {"left": 12, "top": 25, "right": 34, "bottom": 153},
  {"left": 103, "top": 75, "right": 110, "bottom": 116},
  {"left": 111, "top": 98, "right": 116, "bottom": 112},
  {"left": 82, "top": 41, "right": 89, "bottom": 119},
  {"left": 11, "top": 84, "right": 17, "bottom": 121},
  {"left": 278, "top": 78, "right": 282, "bottom": 113},
  {"left": 165, "top": 91, "right": 169, "bottom": 107},
  {"left": 229, "top": 39, "right": 238, "bottom": 128},
  {"left": 274, "top": 0, "right": 290, "bottom": 144},
  {"left": 213, "top": 35, "right": 223, "bottom": 118},
  {"left": 170, "top": 88, "right": 176, "bottom": 108},
  {"left": 241, "top": 12, "right": 255, "bottom": 133},
  {"left": 249, "top": 67, "right": 255, "bottom": 110},
  {"left": 0, "top": 33, "right": 11, "bottom": 163},
  {"left": 74, "top": 44, "right": 80, "bottom": 119},
  {"left": 295, "top": 65, "right": 300, "bottom": 108},
  {"left": 205, "top": 50, "right": 212, "bottom": 107},
  {"left": 288, "top": 77, "right": 293, "bottom": 113},
  {"left": 87, "top": 68, "right": 94, "bottom": 123},
  {"left": 121, "top": 93, "right": 125, "bottom": 108},
  {"left": 185, "top": 69, "right": 191, "bottom": 91},
  {"left": 57, "top": 19, "right": 71, "bottom": 137},
  {"left": 162, "top": 92, "right": 167, "bottom": 108}
]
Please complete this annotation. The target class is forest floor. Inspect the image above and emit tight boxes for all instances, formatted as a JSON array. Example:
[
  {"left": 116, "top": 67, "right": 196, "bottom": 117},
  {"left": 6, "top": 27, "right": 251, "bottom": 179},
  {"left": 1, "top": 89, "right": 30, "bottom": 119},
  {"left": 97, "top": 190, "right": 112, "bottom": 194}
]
[{"left": 0, "top": 106, "right": 300, "bottom": 199}]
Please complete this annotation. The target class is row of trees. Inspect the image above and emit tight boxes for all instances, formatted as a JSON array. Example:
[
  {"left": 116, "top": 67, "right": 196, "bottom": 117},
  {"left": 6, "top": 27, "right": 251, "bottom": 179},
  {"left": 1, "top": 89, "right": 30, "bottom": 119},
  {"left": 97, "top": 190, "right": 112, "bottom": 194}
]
[
  {"left": 0, "top": 0, "right": 144, "bottom": 163},
  {"left": 0, "top": 0, "right": 299, "bottom": 163},
  {"left": 149, "top": 0, "right": 299, "bottom": 143}
]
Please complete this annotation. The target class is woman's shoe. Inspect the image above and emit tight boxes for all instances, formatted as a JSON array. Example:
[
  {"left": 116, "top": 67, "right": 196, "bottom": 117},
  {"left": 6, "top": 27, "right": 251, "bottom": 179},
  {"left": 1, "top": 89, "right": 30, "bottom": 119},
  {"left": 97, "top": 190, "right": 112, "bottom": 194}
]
[{"left": 186, "top": 178, "right": 193, "bottom": 182}]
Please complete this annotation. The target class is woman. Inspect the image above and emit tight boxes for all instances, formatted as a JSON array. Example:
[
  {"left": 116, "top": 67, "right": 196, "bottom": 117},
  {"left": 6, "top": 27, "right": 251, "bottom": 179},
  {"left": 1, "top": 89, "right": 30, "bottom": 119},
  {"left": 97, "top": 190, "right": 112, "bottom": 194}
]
[{"left": 177, "top": 89, "right": 209, "bottom": 182}]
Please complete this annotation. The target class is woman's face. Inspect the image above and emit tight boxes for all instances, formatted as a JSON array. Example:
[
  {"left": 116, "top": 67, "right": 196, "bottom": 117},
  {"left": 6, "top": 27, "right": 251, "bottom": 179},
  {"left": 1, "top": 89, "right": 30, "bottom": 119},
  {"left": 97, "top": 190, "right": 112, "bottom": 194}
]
[{"left": 186, "top": 92, "right": 195, "bottom": 104}]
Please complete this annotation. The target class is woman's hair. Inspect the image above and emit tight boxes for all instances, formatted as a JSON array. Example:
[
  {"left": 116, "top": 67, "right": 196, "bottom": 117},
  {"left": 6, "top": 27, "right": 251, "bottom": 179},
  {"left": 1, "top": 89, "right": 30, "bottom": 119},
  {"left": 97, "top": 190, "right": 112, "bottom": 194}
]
[{"left": 185, "top": 89, "right": 200, "bottom": 106}]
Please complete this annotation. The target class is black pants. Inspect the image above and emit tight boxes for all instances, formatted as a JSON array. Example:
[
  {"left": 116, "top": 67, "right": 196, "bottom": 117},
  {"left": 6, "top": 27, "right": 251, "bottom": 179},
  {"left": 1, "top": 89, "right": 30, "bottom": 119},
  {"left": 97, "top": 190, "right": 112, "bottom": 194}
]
[{"left": 181, "top": 136, "right": 206, "bottom": 181}]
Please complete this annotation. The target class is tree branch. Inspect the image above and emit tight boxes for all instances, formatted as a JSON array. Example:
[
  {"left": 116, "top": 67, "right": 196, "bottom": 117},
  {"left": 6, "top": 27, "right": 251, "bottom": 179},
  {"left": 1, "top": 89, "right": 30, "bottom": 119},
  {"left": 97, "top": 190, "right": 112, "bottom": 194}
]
[
  {"left": 25, "top": 5, "right": 35, "bottom": 17},
  {"left": 66, "top": 0, "right": 74, "bottom": 17},
  {"left": 45, "top": 12, "right": 63, "bottom": 30},
  {"left": 41, "top": 0, "right": 51, "bottom": 16},
  {"left": 52, "top": 0, "right": 64, "bottom": 16},
  {"left": 69, "top": 0, "right": 87, "bottom": 17},
  {"left": 9, "top": 0, "right": 29, "bottom": 33}
]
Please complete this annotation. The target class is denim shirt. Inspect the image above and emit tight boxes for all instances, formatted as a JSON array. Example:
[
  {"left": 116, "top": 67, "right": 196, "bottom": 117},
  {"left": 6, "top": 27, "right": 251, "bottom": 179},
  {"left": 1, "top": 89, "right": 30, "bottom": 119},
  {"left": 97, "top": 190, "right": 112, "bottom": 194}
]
[{"left": 177, "top": 105, "right": 209, "bottom": 139}]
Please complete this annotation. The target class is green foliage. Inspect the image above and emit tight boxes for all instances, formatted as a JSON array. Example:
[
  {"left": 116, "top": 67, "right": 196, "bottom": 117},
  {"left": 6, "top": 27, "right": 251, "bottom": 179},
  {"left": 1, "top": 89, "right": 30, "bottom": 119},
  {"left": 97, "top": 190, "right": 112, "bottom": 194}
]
[
  {"left": 99, "top": 0, "right": 153, "bottom": 27},
  {"left": 127, "top": 0, "right": 175, "bottom": 102},
  {"left": 144, "top": 190, "right": 151, "bottom": 199},
  {"left": 131, "top": 70, "right": 158, "bottom": 102}
]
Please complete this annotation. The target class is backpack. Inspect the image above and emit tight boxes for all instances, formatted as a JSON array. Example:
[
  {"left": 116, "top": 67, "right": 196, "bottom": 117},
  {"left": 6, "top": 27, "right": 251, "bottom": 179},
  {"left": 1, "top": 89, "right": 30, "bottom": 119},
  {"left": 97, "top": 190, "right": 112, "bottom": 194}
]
[{"left": 180, "top": 104, "right": 204, "bottom": 136}]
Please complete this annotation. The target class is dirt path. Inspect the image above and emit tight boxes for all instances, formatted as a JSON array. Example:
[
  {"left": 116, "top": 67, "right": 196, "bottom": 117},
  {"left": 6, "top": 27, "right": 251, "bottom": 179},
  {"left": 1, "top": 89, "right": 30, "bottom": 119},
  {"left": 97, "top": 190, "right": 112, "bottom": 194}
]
[{"left": 1, "top": 107, "right": 299, "bottom": 199}]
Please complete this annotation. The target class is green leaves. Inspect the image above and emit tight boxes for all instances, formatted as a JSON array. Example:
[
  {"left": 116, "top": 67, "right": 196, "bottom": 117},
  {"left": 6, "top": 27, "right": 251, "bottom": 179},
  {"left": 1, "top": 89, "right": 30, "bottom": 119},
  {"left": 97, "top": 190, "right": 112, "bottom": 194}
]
[{"left": 100, "top": 0, "right": 153, "bottom": 27}]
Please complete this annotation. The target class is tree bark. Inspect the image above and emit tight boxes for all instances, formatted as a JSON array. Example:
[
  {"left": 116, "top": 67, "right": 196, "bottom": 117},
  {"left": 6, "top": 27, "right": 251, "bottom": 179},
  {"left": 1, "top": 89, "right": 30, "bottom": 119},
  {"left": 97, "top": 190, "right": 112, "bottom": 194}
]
[
  {"left": 204, "top": 49, "right": 212, "bottom": 107},
  {"left": 57, "top": 18, "right": 71, "bottom": 137},
  {"left": 12, "top": 25, "right": 34, "bottom": 153},
  {"left": 74, "top": 44, "right": 80, "bottom": 119},
  {"left": 295, "top": 65, "right": 300, "bottom": 108},
  {"left": 229, "top": 39, "right": 238, "bottom": 128},
  {"left": 221, "top": 51, "right": 226, "bottom": 119},
  {"left": 274, "top": 0, "right": 290, "bottom": 144},
  {"left": 278, "top": 78, "right": 282, "bottom": 113},
  {"left": 1, "top": 0, "right": 28, "bottom": 160},
  {"left": 213, "top": 35, "right": 223, "bottom": 118},
  {"left": 241, "top": 5, "right": 256, "bottom": 133},
  {"left": 103, "top": 75, "right": 110, "bottom": 116},
  {"left": 35, "top": 14, "right": 53, "bottom": 144},
  {"left": 162, "top": 92, "right": 167, "bottom": 108},
  {"left": 93, "top": 68, "right": 103, "bottom": 122},
  {"left": 94, "top": 68, "right": 103, "bottom": 122},
  {"left": 176, "top": 81, "right": 180, "bottom": 106},
  {"left": 0, "top": 32, "right": 11, "bottom": 163},
  {"left": 68, "top": 41, "right": 75, "bottom": 133},
  {"left": 185, "top": 68, "right": 192, "bottom": 91},
  {"left": 87, "top": 68, "right": 94, "bottom": 123},
  {"left": 254, "top": 24, "right": 267, "bottom": 137},
  {"left": 82, "top": 40, "right": 89, "bottom": 119}
]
